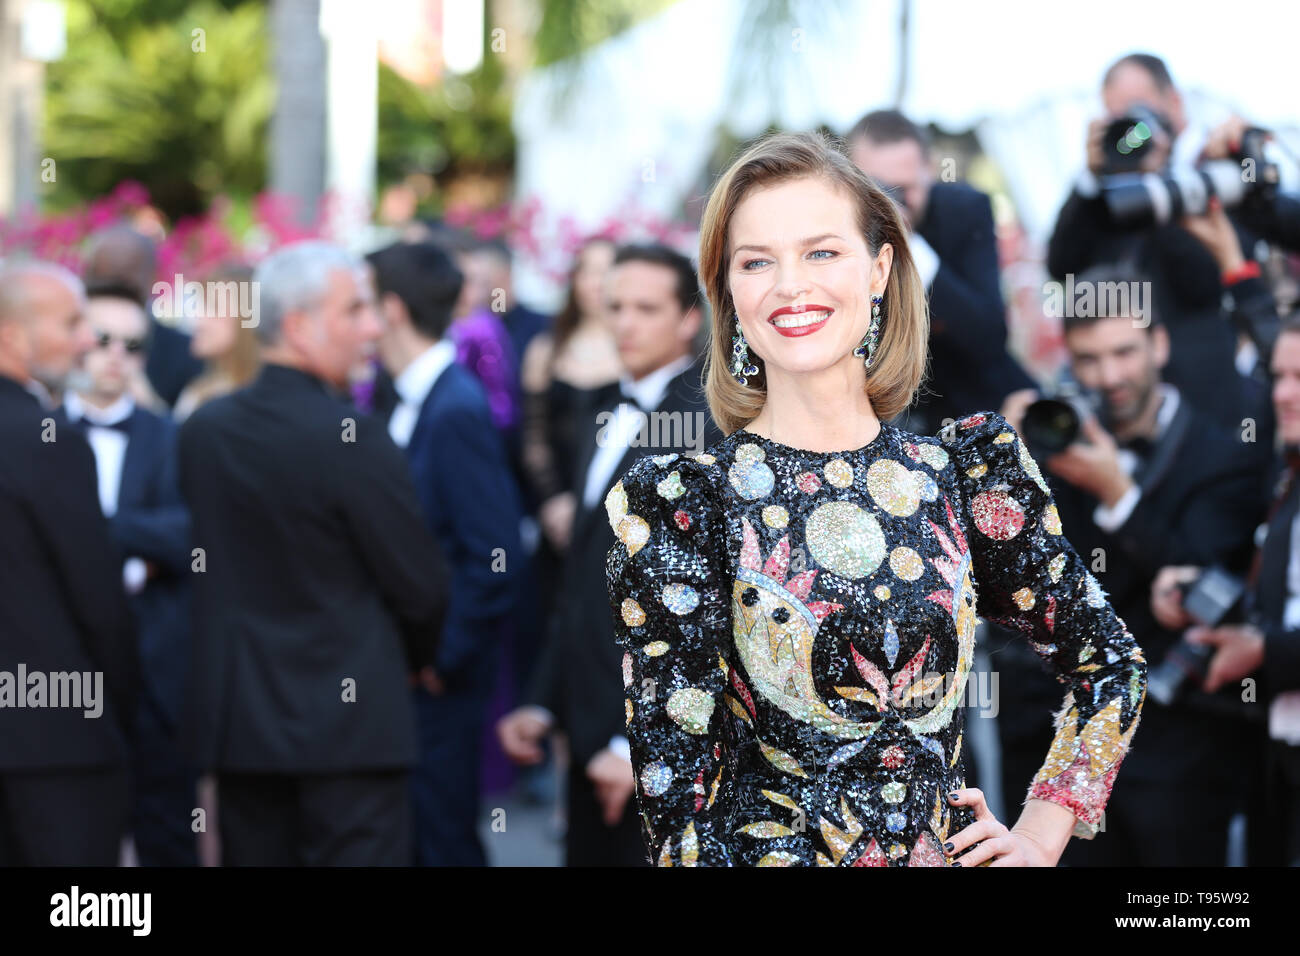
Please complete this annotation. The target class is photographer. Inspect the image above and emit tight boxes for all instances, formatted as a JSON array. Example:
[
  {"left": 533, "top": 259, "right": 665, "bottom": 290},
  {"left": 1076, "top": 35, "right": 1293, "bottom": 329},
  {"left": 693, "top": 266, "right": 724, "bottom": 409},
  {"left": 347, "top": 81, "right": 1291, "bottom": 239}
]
[
  {"left": 1152, "top": 315, "right": 1300, "bottom": 865},
  {"left": 996, "top": 262, "right": 1268, "bottom": 865},
  {"left": 1046, "top": 52, "right": 1299, "bottom": 436},
  {"left": 1182, "top": 194, "right": 1282, "bottom": 431}
]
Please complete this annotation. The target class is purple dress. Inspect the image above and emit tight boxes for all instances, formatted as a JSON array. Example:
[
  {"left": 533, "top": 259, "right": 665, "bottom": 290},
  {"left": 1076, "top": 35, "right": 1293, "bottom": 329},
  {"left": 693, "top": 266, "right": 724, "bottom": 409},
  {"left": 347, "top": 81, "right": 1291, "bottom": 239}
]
[
  {"left": 449, "top": 310, "right": 520, "bottom": 433},
  {"left": 450, "top": 309, "right": 525, "bottom": 803}
]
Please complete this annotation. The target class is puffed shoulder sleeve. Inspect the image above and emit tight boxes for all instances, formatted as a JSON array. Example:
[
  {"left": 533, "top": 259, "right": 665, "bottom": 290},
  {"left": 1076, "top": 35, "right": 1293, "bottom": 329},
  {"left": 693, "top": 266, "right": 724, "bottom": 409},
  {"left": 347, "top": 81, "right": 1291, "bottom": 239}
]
[
  {"left": 605, "top": 454, "right": 734, "bottom": 866},
  {"left": 944, "top": 411, "right": 1147, "bottom": 840}
]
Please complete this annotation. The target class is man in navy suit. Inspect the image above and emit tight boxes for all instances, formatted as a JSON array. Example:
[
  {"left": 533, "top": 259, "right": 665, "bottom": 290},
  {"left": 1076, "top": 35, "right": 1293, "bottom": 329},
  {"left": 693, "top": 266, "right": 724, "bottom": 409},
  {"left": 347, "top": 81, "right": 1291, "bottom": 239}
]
[
  {"left": 848, "top": 109, "right": 1037, "bottom": 434},
  {"left": 63, "top": 286, "right": 197, "bottom": 866},
  {"left": 367, "top": 240, "right": 524, "bottom": 866}
]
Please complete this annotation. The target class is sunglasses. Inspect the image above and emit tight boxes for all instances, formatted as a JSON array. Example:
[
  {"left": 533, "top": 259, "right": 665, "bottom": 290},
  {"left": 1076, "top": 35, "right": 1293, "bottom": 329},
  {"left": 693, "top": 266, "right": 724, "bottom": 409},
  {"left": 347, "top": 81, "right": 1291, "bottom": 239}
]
[{"left": 94, "top": 331, "right": 146, "bottom": 354}]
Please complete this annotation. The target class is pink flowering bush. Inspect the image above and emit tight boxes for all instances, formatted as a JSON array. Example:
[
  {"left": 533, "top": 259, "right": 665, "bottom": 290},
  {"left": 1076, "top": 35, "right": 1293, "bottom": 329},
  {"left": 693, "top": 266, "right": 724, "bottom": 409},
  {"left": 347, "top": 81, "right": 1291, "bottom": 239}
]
[
  {"left": 444, "top": 191, "right": 698, "bottom": 284},
  {"left": 3, "top": 181, "right": 698, "bottom": 288},
  {"left": 0, "top": 182, "right": 330, "bottom": 278}
]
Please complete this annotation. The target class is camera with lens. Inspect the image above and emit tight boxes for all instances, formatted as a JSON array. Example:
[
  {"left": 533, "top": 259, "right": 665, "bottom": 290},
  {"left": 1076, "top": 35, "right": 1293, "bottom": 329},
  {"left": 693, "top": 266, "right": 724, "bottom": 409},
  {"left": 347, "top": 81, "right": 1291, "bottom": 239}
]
[
  {"left": 1098, "top": 108, "right": 1280, "bottom": 229},
  {"left": 1147, "top": 565, "right": 1248, "bottom": 706},
  {"left": 1100, "top": 104, "right": 1169, "bottom": 175},
  {"left": 1019, "top": 381, "right": 1103, "bottom": 462}
]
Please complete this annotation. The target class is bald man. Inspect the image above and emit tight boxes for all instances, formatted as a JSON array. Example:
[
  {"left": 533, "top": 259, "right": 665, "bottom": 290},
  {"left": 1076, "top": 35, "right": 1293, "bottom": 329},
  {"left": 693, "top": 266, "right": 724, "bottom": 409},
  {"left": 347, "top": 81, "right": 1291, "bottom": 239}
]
[{"left": 0, "top": 261, "right": 139, "bottom": 865}]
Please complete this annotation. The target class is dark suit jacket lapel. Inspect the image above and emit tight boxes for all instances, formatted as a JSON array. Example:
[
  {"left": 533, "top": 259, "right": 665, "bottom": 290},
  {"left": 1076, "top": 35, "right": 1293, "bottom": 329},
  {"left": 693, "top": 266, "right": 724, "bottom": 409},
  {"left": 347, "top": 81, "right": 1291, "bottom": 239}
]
[
  {"left": 571, "top": 357, "right": 708, "bottom": 541},
  {"left": 117, "top": 409, "right": 151, "bottom": 512},
  {"left": 406, "top": 363, "right": 457, "bottom": 456}
]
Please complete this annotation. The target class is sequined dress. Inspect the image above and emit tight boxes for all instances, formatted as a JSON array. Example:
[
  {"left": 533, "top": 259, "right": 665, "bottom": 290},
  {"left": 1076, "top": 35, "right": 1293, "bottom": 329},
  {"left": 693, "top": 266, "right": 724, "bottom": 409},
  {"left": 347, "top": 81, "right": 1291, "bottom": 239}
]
[{"left": 604, "top": 410, "right": 1148, "bottom": 866}]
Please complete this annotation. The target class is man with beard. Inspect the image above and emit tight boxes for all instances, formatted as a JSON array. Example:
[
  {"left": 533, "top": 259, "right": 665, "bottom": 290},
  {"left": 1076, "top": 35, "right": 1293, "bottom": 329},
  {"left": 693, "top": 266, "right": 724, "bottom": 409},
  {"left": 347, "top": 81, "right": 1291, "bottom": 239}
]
[{"left": 997, "top": 263, "right": 1268, "bottom": 865}]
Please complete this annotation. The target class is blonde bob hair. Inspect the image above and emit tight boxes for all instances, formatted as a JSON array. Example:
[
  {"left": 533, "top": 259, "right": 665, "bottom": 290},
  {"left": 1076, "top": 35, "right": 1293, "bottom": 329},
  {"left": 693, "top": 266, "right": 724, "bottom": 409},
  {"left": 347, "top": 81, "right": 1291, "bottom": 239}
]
[{"left": 699, "top": 129, "right": 929, "bottom": 435}]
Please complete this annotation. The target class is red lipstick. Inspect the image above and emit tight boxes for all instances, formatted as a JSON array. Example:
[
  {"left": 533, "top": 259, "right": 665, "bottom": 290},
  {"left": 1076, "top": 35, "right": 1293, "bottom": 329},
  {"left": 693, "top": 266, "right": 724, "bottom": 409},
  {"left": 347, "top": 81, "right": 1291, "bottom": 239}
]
[{"left": 767, "top": 303, "right": 833, "bottom": 338}]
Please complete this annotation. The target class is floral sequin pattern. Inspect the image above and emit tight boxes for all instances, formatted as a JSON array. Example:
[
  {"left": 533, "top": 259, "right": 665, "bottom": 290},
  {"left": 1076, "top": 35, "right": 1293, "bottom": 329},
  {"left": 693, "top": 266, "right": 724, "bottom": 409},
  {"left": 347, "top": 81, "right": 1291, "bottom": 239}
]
[{"left": 605, "top": 411, "right": 1147, "bottom": 865}]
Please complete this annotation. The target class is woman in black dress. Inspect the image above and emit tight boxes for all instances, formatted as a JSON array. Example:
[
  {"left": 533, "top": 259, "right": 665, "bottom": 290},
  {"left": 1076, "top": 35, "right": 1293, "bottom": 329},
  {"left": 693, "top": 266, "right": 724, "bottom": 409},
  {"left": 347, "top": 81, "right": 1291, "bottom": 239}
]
[
  {"left": 605, "top": 131, "right": 1148, "bottom": 867},
  {"left": 521, "top": 237, "right": 621, "bottom": 551}
]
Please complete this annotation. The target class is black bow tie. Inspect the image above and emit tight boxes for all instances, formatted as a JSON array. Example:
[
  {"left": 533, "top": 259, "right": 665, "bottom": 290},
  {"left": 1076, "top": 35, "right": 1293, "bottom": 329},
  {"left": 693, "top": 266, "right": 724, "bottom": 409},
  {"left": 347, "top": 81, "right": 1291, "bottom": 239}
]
[
  {"left": 78, "top": 414, "right": 132, "bottom": 434},
  {"left": 1118, "top": 435, "right": 1154, "bottom": 457},
  {"left": 617, "top": 387, "right": 649, "bottom": 413}
]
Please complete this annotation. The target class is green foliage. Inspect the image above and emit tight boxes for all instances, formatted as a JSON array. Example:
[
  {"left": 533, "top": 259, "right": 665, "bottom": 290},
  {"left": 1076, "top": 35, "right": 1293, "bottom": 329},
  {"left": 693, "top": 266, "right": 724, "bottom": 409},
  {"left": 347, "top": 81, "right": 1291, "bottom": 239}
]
[
  {"left": 43, "top": 0, "right": 271, "bottom": 219},
  {"left": 39, "top": 0, "right": 684, "bottom": 222},
  {"left": 377, "top": 21, "right": 515, "bottom": 203},
  {"left": 532, "top": 0, "right": 678, "bottom": 67}
]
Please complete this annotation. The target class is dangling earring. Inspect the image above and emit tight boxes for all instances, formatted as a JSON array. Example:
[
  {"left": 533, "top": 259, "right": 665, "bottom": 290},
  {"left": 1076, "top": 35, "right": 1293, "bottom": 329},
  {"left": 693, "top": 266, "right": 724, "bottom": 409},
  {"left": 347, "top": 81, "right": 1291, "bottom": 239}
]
[
  {"left": 731, "top": 316, "right": 759, "bottom": 385},
  {"left": 853, "top": 294, "right": 884, "bottom": 370}
]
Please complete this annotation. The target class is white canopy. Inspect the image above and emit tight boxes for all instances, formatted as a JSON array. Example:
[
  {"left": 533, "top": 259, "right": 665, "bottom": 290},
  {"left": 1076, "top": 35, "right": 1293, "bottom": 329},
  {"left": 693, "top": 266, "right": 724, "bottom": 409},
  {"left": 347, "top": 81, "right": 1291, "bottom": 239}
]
[{"left": 512, "top": 0, "right": 1300, "bottom": 310}]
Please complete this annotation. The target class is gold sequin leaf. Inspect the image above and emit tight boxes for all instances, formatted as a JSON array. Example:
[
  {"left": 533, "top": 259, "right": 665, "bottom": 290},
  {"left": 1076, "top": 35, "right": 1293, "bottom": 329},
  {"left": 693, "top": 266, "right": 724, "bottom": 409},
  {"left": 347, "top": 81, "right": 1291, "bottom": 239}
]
[{"left": 759, "top": 739, "right": 808, "bottom": 778}]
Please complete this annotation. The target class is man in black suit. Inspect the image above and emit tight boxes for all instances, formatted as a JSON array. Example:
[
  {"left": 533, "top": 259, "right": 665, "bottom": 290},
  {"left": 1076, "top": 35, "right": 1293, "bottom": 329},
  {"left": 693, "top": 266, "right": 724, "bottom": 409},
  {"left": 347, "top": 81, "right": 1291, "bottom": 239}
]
[
  {"left": 497, "top": 244, "right": 723, "bottom": 866},
  {"left": 998, "top": 264, "right": 1268, "bottom": 866},
  {"left": 0, "top": 261, "right": 139, "bottom": 865},
  {"left": 1045, "top": 52, "right": 1300, "bottom": 435},
  {"left": 848, "top": 109, "right": 1037, "bottom": 434},
  {"left": 177, "top": 240, "right": 451, "bottom": 866},
  {"left": 1156, "top": 317, "right": 1300, "bottom": 865},
  {"left": 83, "top": 225, "right": 203, "bottom": 408},
  {"left": 64, "top": 286, "right": 197, "bottom": 866}
]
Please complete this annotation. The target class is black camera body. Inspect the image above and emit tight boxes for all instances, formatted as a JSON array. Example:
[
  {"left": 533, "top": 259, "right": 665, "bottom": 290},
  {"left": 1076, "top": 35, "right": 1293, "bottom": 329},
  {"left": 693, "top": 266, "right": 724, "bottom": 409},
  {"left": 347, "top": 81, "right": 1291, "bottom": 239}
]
[
  {"left": 1147, "top": 566, "right": 1248, "bottom": 706},
  {"left": 1101, "top": 104, "right": 1168, "bottom": 175},
  {"left": 1098, "top": 106, "right": 1280, "bottom": 230},
  {"left": 1020, "top": 382, "right": 1103, "bottom": 462}
]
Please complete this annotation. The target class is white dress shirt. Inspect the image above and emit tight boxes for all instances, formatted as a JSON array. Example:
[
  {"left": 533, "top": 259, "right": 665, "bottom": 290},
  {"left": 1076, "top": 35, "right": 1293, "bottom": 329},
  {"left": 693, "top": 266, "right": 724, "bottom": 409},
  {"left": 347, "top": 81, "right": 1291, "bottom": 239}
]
[
  {"left": 1093, "top": 384, "right": 1180, "bottom": 533},
  {"left": 387, "top": 339, "right": 457, "bottom": 449},
  {"left": 65, "top": 391, "right": 135, "bottom": 518},
  {"left": 909, "top": 232, "right": 941, "bottom": 290},
  {"left": 1236, "top": 340, "right": 1260, "bottom": 378},
  {"left": 64, "top": 391, "right": 148, "bottom": 594},
  {"left": 581, "top": 353, "right": 695, "bottom": 511}
]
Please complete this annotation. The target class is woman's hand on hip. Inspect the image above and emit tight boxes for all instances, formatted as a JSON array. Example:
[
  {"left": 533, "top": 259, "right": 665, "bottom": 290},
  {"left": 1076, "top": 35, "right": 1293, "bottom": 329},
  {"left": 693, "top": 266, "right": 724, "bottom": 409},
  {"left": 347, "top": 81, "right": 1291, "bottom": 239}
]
[{"left": 943, "top": 788, "right": 1061, "bottom": 867}]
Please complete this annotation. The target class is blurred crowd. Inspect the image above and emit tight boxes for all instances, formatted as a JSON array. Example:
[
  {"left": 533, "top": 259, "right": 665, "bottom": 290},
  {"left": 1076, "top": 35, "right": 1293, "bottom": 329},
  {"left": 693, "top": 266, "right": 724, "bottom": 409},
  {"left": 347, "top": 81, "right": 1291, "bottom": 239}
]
[{"left": 1, "top": 51, "right": 1299, "bottom": 867}]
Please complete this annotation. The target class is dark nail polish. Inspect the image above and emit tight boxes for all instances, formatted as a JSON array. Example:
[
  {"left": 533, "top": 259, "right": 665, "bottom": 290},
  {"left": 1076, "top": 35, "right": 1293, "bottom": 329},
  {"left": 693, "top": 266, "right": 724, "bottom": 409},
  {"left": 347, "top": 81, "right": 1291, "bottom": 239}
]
[
  {"left": 943, "top": 841, "right": 954, "bottom": 853},
  {"left": 948, "top": 791, "right": 960, "bottom": 801},
  {"left": 950, "top": 860, "right": 961, "bottom": 867}
]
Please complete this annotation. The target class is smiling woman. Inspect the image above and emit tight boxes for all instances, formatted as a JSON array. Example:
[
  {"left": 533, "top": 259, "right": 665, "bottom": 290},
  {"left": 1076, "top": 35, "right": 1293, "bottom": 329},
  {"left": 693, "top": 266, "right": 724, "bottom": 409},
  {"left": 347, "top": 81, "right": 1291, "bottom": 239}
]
[
  {"left": 604, "top": 130, "right": 1148, "bottom": 867},
  {"left": 698, "top": 131, "right": 930, "bottom": 439}
]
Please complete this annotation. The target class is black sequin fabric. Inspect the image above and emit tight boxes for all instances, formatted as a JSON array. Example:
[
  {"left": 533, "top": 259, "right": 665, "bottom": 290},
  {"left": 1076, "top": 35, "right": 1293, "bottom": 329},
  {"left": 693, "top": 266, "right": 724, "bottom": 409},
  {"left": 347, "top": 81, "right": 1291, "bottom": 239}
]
[{"left": 605, "top": 410, "right": 1148, "bottom": 866}]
